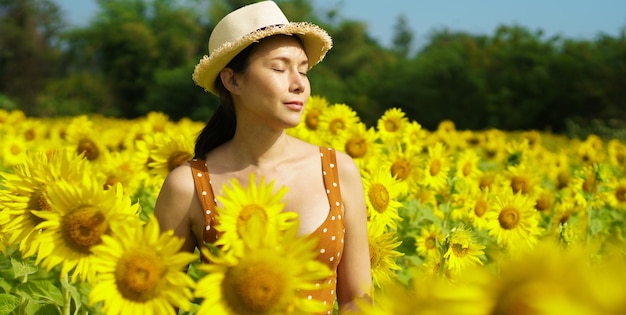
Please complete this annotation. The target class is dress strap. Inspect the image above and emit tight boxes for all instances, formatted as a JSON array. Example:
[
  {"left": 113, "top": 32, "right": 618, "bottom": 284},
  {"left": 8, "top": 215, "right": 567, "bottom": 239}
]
[
  {"left": 188, "top": 158, "right": 218, "bottom": 243},
  {"left": 320, "top": 147, "right": 343, "bottom": 211}
]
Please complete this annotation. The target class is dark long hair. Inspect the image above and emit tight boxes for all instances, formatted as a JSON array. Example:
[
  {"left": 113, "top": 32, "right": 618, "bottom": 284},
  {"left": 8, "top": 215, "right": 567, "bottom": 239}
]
[{"left": 194, "top": 43, "right": 259, "bottom": 159}]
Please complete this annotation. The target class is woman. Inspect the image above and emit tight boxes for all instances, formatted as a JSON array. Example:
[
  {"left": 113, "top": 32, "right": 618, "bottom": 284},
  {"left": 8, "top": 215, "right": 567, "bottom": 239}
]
[{"left": 154, "top": 1, "right": 372, "bottom": 313}]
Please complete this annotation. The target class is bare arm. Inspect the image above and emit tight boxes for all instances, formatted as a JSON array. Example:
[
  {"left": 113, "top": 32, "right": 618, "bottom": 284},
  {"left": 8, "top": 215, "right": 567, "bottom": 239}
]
[
  {"left": 154, "top": 163, "right": 198, "bottom": 254},
  {"left": 335, "top": 152, "right": 372, "bottom": 313}
]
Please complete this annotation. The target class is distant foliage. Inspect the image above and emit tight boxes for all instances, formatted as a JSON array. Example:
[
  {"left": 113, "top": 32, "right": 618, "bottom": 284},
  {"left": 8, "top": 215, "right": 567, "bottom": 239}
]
[{"left": 0, "top": 0, "right": 624, "bottom": 135}]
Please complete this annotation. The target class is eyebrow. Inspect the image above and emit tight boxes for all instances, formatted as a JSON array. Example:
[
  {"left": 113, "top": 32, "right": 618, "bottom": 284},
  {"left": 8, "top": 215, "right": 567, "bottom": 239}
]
[{"left": 269, "top": 56, "right": 309, "bottom": 67}]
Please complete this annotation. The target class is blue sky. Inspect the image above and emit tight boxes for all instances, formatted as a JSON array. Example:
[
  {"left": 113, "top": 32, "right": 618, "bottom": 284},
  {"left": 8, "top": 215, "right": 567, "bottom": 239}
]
[{"left": 56, "top": 0, "right": 626, "bottom": 49}]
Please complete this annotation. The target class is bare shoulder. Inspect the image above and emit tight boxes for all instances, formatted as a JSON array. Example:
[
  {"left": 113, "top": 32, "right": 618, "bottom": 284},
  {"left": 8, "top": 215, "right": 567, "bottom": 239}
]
[
  {"left": 160, "top": 163, "right": 196, "bottom": 196},
  {"left": 154, "top": 163, "right": 197, "bottom": 227},
  {"left": 334, "top": 150, "right": 362, "bottom": 183}
]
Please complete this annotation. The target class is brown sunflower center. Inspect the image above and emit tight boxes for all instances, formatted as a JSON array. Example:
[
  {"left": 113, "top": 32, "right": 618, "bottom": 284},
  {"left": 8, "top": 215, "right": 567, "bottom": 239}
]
[
  {"left": 115, "top": 251, "right": 164, "bottom": 302},
  {"left": 77, "top": 138, "right": 99, "bottom": 161},
  {"left": 28, "top": 189, "right": 51, "bottom": 211},
  {"left": 510, "top": 176, "right": 529, "bottom": 194},
  {"left": 384, "top": 119, "right": 399, "bottom": 132},
  {"left": 103, "top": 176, "right": 120, "bottom": 190},
  {"left": 425, "top": 236, "right": 437, "bottom": 249},
  {"left": 345, "top": 137, "right": 367, "bottom": 158},
  {"left": 28, "top": 189, "right": 50, "bottom": 226},
  {"left": 462, "top": 162, "right": 473, "bottom": 177},
  {"left": 10, "top": 144, "right": 22, "bottom": 156},
  {"left": 224, "top": 259, "right": 287, "bottom": 313},
  {"left": 329, "top": 118, "right": 346, "bottom": 135},
  {"left": 557, "top": 171, "right": 570, "bottom": 190},
  {"left": 582, "top": 176, "right": 598, "bottom": 194},
  {"left": 391, "top": 159, "right": 410, "bottom": 180},
  {"left": 24, "top": 128, "right": 36, "bottom": 141},
  {"left": 368, "top": 183, "right": 390, "bottom": 213},
  {"left": 167, "top": 151, "right": 193, "bottom": 172},
  {"left": 369, "top": 243, "right": 381, "bottom": 267},
  {"left": 535, "top": 195, "right": 551, "bottom": 211},
  {"left": 479, "top": 174, "right": 495, "bottom": 190},
  {"left": 451, "top": 243, "right": 468, "bottom": 257},
  {"left": 616, "top": 187, "right": 626, "bottom": 203},
  {"left": 498, "top": 206, "right": 520, "bottom": 230},
  {"left": 474, "top": 200, "right": 487, "bottom": 217},
  {"left": 61, "top": 206, "right": 107, "bottom": 253},
  {"left": 304, "top": 108, "right": 321, "bottom": 130},
  {"left": 429, "top": 159, "right": 442, "bottom": 177}
]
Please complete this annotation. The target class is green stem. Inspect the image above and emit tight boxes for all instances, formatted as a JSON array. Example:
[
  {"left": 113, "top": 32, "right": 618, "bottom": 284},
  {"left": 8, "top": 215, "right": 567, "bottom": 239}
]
[
  {"left": 62, "top": 274, "right": 71, "bottom": 315},
  {"left": 18, "top": 273, "right": 28, "bottom": 315}
]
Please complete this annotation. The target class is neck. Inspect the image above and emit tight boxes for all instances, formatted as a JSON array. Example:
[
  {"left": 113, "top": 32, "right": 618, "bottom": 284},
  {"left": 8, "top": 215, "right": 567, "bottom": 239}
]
[{"left": 225, "top": 125, "right": 292, "bottom": 168}]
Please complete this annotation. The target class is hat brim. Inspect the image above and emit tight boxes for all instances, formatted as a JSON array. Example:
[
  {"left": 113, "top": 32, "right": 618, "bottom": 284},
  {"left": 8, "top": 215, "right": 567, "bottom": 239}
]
[{"left": 192, "top": 22, "right": 332, "bottom": 95}]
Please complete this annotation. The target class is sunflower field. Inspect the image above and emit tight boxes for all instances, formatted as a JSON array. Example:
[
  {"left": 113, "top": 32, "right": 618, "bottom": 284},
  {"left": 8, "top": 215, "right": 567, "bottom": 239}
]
[{"left": 1, "top": 96, "right": 626, "bottom": 315}]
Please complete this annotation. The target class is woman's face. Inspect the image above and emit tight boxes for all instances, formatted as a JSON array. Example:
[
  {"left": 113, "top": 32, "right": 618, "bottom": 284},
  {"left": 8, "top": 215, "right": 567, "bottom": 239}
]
[{"left": 230, "top": 35, "right": 311, "bottom": 130}]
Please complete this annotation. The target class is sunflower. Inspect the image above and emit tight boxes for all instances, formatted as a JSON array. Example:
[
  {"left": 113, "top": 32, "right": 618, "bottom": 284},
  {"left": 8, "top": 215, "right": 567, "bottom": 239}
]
[
  {"left": 376, "top": 108, "right": 409, "bottom": 146},
  {"left": 569, "top": 163, "right": 610, "bottom": 209},
  {"left": 97, "top": 150, "right": 146, "bottom": 196},
  {"left": 490, "top": 241, "right": 626, "bottom": 315},
  {"left": 485, "top": 190, "right": 542, "bottom": 250},
  {"left": 454, "top": 149, "right": 483, "bottom": 182},
  {"left": 422, "top": 142, "right": 452, "bottom": 191},
  {"left": 147, "top": 132, "right": 195, "bottom": 180},
  {"left": 330, "top": 122, "right": 380, "bottom": 171},
  {"left": 400, "top": 121, "right": 427, "bottom": 152},
  {"left": 89, "top": 215, "right": 197, "bottom": 315},
  {"left": 434, "top": 119, "right": 464, "bottom": 149},
  {"left": 543, "top": 151, "right": 571, "bottom": 190},
  {"left": 501, "top": 163, "right": 542, "bottom": 198},
  {"left": 31, "top": 180, "right": 140, "bottom": 283},
  {"left": 607, "top": 139, "right": 626, "bottom": 168},
  {"left": 195, "top": 220, "right": 332, "bottom": 315},
  {"left": 368, "top": 219, "right": 403, "bottom": 287},
  {"left": 287, "top": 95, "right": 330, "bottom": 145},
  {"left": 315, "top": 103, "right": 361, "bottom": 145},
  {"left": 415, "top": 224, "right": 445, "bottom": 259},
  {"left": 443, "top": 226, "right": 485, "bottom": 274},
  {"left": 64, "top": 115, "right": 109, "bottom": 164},
  {"left": 480, "top": 129, "right": 507, "bottom": 163},
  {"left": 362, "top": 167, "right": 403, "bottom": 230},
  {"left": 380, "top": 144, "right": 422, "bottom": 197},
  {"left": 214, "top": 173, "right": 299, "bottom": 256},
  {"left": 0, "top": 129, "right": 31, "bottom": 167},
  {"left": 0, "top": 150, "right": 91, "bottom": 254},
  {"left": 463, "top": 188, "right": 494, "bottom": 231},
  {"left": 605, "top": 177, "right": 626, "bottom": 210}
]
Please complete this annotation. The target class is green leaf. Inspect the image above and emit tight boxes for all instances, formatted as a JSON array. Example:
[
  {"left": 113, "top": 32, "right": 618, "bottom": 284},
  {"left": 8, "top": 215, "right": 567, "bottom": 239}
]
[
  {"left": 589, "top": 218, "right": 604, "bottom": 236},
  {"left": 0, "top": 293, "right": 19, "bottom": 315},
  {"left": 0, "top": 278, "right": 12, "bottom": 293},
  {"left": 14, "top": 280, "right": 64, "bottom": 307},
  {"left": 11, "top": 258, "right": 39, "bottom": 278},
  {"left": 23, "top": 298, "right": 60, "bottom": 315}
]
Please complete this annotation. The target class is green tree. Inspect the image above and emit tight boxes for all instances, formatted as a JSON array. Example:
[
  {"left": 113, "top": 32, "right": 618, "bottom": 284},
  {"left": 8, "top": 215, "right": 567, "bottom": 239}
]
[
  {"left": 62, "top": 0, "right": 207, "bottom": 118},
  {"left": 391, "top": 15, "right": 413, "bottom": 58},
  {"left": 0, "top": 0, "right": 65, "bottom": 115}
]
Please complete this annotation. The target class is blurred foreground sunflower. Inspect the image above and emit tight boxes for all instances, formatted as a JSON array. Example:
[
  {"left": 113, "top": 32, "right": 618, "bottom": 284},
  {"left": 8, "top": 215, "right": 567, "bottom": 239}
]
[
  {"left": 89, "top": 216, "right": 197, "bottom": 315},
  {"left": 195, "top": 218, "right": 332, "bottom": 315},
  {"left": 214, "top": 173, "right": 298, "bottom": 256}
]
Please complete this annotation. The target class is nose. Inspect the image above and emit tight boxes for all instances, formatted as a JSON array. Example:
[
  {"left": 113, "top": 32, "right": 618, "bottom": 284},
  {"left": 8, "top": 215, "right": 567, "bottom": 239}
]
[{"left": 290, "top": 70, "right": 307, "bottom": 94}]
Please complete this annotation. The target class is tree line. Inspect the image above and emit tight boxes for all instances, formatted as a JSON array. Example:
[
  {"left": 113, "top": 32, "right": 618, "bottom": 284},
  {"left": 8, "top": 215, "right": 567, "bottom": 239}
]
[{"left": 1, "top": 0, "right": 625, "bottom": 134}]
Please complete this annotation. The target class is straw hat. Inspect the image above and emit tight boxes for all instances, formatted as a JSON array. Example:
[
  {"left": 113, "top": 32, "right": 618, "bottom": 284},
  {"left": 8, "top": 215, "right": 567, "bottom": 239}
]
[{"left": 192, "top": 1, "right": 333, "bottom": 95}]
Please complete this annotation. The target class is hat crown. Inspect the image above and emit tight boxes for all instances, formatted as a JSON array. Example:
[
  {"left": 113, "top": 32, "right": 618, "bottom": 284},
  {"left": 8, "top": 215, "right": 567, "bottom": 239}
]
[{"left": 209, "top": 1, "right": 289, "bottom": 53}]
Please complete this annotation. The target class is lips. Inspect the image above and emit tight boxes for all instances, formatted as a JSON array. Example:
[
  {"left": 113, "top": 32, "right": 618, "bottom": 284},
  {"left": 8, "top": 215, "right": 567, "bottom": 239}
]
[{"left": 285, "top": 101, "right": 304, "bottom": 111}]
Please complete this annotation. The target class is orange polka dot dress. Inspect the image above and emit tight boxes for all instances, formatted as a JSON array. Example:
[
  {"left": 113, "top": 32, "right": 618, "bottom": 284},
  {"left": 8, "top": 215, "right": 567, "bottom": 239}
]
[{"left": 189, "top": 147, "right": 345, "bottom": 314}]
